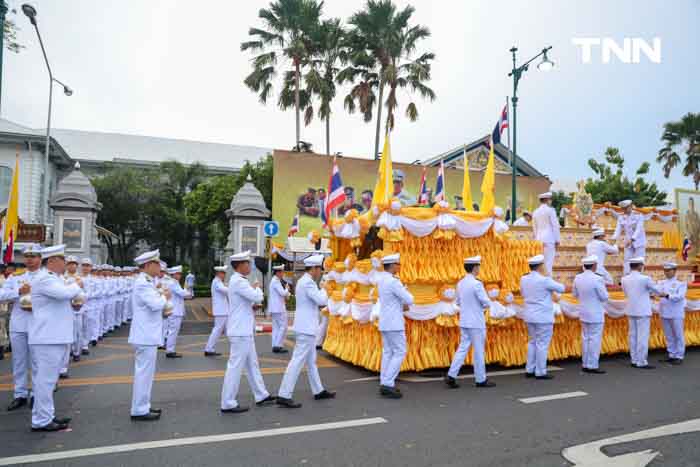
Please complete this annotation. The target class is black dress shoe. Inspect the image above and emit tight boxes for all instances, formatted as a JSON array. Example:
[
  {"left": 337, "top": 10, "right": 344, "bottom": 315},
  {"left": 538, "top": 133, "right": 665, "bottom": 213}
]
[
  {"left": 53, "top": 416, "right": 72, "bottom": 425},
  {"left": 444, "top": 376, "right": 460, "bottom": 389},
  {"left": 59, "top": 373, "right": 69, "bottom": 379},
  {"left": 157, "top": 346, "right": 165, "bottom": 350},
  {"left": 81, "top": 349, "right": 90, "bottom": 356},
  {"left": 90, "top": 340, "right": 97, "bottom": 347},
  {"left": 165, "top": 352, "right": 182, "bottom": 358},
  {"left": 670, "top": 358, "right": 683, "bottom": 365},
  {"left": 276, "top": 397, "right": 302, "bottom": 408},
  {"left": 150, "top": 408, "right": 162, "bottom": 414},
  {"left": 535, "top": 374, "right": 554, "bottom": 380},
  {"left": 476, "top": 380, "right": 496, "bottom": 388},
  {"left": 204, "top": 351, "right": 222, "bottom": 357},
  {"left": 379, "top": 385, "right": 403, "bottom": 399},
  {"left": 661, "top": 357, "right": 676, "bottom": 363},
  {"left": 525, "top": 372, "right": 535, "bottom": 378},
  {"left": 131, "top": 413, "right": 161, "bottom": 421},
  {"left": 72, "top": 355, "right": 80, "bottom": 362},
  {"left": 272, "top": 347, "right": 280, "bottom": 353},
  {"left": 635, "top": 364, "right": 655, "bottom": 370},
  {"left": 277, "top": 348, "right": 289, "bottom": 354},
  {"left": 255, "top": 395, "right": 276, "bottom": 406},
  {"left": 221, "top": 406, "right": 249, "bottom": 414},
  {"left": 314, "top": 390, "right": 336, "bottom": 400},
  {"left": 7, "top": 397, "right": 28, "bottom": 411},
  {"left": 586, "top": 368, "right": 606, "bottom": 374},
  {"left": 31, "top": 421, "right": 68, "bottom": 432},
  {"left": 315, "top": 345, "right": 323, "bottom": 350}
]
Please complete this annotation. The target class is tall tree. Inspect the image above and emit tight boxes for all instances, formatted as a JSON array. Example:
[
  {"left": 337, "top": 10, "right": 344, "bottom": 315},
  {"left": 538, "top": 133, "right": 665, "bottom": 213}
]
[
  {"left": 3, "top": 7, "right": 24, "bottom": 53},
  {"left": 343, "top": 0, "right": 435, "bottom": 160},
  {"left": 657, "top": 112, "right": 700, "bottom": 188},
  {"left": 585, "top": 147, "right": 666, "bottom": 206},
  {"left": 241, "top": 0, "right": 323, "bottom": 150}
]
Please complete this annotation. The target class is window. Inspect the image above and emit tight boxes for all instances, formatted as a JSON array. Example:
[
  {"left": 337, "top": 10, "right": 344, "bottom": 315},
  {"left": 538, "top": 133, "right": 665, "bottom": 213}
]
[
  {"left": 0, "top": 166, "right": 13, "bottom": 205},
  {"left": 240, "top": 226, "right": 259, "bottom": 255}
]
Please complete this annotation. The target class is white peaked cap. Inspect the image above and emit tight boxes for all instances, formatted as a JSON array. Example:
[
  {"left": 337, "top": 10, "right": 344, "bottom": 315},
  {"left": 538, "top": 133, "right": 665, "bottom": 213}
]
[
  {"left": 538, "top": 192, "right": 553, "bottom": 199},
  {"left": 134, "top": 249, "right": 160, "bottom": 266},
  {"left": 272, "top": 264, "right": 285, "bottom": 271},
  {"left": 663, "top": 262, "right": 678, "bottom": 270},
  {"left": 303, "top": 254, "right": 325, "bottom": 267},
  {"left": 629, "top": 257, "right": 645, "bottom": 264},
  {"left": 493, "top": 206, "right": 504, "bottom": 217},
  {"left": 41, "top": 244, "right": 66, "bottom": 259},
  {"left": 619, "top": 200, "right": 632, "bottom": 208},
  {"left": 382, "top": 253, "right": 401, "bottom": 265},
  {"left": 65, "top": 255, "right": 79, "bottom": 264},
  {"left": 229, "top": 250, "right": 251, "bottom": 262},
  {"left": 528, "top": 254, "right": 545, "bottom": 265},
  {"left": 80, "top": 258, "right": 93, "bottom": 265},
  {"left": 22, "top": 243, "right": 43, "bottom": 256},
  {"left": 464, "top": 256, "right": 482, "bottom": 265},
  {"left": 582, "top": 255, "right": 598, "bottom": 265},
  {"left": 167, "top": 266, "right": 183, "bottom": 274},
  {"left": 214, "top": 266, "right": 227, "bottom": 272},
  {"left": 592, "top": 228, "right": 605, "bottom": 237}
]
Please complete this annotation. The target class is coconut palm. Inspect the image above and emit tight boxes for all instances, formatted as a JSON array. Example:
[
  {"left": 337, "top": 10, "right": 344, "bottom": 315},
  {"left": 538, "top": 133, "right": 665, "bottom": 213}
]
[
  {"left": 241, "top": 0, "right": 323, "bottom": 150},
  {"left": 342, "top": 0, "right": 435, "bottom": 160},
  {"left": 657, "top": 112, "right": 700, "bottom": 188}
]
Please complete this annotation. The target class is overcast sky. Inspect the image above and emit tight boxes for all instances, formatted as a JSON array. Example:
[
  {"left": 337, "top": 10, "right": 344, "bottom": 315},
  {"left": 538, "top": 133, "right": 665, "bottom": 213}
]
[{"left": 3, "top": 0, "right": 699, "bottom": 198}]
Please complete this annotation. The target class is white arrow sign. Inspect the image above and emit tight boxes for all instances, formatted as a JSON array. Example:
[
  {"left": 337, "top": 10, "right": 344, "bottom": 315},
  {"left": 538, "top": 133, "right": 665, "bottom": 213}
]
[{"left": 562, "top": 418, "right": 700, "bottom": 466}]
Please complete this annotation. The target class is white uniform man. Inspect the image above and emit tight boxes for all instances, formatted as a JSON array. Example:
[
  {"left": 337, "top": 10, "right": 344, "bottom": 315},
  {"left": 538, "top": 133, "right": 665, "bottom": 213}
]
[
  {"left": 185, "top": 271, "right": 195, "bottom": 297},
  {"left": 521, "top": 254, "right": 566, "bottom": 379},
  {"left": 204, "top": 266, "right": 228, "bottom": 356},
  {"left": 378, "top": 253, "right": 414, "bottom": 399},
  {"left": 572, "top": 255, "right": 609, "bottom": 374},
  {"left": 657, "top": 262, "right": 687, "bottom": 365},
  {"left": 276, "top": 255, "right": 335, "bottom": 408},
  {"left": 128, "top": 250, "right": 170, "bottom": 421},
  {"left": 1, "top": 244, "right": 43, "bottom": 412},
  {"left": 164, "top": 266, "right": 190, "bottom": 358},
  {"left": 269, "top": 264, "right": 291, "bottom": 353},
  {"left": 64, "top": 256, "right": 83, "bottom": 365},
  {"left": 621, "top": 257, "right": 661, "bottom": 369},
  {"left": 79, "top": 258, "right": 95, "bottom": 355},
  {"left": 29, "top": 244, "right": 83, "bottom": 431},
  {"left": 532, "top": 192, "right": 561, "bottom": 275},
  {"left": 445, "top": 256, "right": 496, "bottom": 389},
  {"left": 220, "top": 251, "right": 274, "bottom": 413},
  {"left": 513, "top": 211, "right": 532, "bottom": 227},
  {"left": 612, "top": 200, "right": 647, "bottom": 275},
  {"left": 586, "top": 228, "right": 619, "bottom": 285}
]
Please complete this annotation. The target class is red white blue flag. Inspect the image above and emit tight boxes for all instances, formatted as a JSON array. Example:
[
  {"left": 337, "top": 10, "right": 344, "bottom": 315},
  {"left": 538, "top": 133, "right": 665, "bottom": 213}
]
[
  {"left": 682, "top": 237, "right": 692, "bottom": 261},
  {"left": 418, "top": 166, "right": 429, "bottom": 205},
  {"left": 491, "top": 104, "right": 508, "bottom": 147},
  {"left": 434, "top": 161, "right": 446, "bottom": 203},
  {"left": 325, "top": 157, "right": 346, "bottom": 222}
]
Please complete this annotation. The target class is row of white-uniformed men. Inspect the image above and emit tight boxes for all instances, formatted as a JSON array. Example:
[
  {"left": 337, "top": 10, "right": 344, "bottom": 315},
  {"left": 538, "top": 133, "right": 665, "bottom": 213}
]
[{"left": 2, "top": 243, "right": 192, "bottom": 431}]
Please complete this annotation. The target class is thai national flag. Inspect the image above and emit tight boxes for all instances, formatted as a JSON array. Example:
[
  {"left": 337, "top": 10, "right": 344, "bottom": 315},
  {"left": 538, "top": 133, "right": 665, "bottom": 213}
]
[
  {"left": 682, "top": 237, "right": 692, "bottom": 261},
  {"left": 491, "top": 104, "right": 508, "bottom": 147},
  {"left": 418, "top": 167, "right": 429, "bottom": 205},
  {"left": 325, "top": 157, "right": 346, "bottom": 221},
  {"left": 288, "top": 214, "right": 299, "bottom": 237},
  {"left": 434, "top": 161, "right": 445, "bottom": 203}
]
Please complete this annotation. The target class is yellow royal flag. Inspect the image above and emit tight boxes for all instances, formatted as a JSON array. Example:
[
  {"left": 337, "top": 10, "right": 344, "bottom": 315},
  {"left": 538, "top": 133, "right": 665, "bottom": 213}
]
[
  {"left": 461, "top": 146, "right": 474, "bottom": 210},
  {"left": 4, "top": 156, "right": 19, "bottom": 244},
  {"left": 480, "top": 138, "right": 496, "bottom": 214},
  {"left": 372, "top": 135, "right": 393, "bottom": 207}
]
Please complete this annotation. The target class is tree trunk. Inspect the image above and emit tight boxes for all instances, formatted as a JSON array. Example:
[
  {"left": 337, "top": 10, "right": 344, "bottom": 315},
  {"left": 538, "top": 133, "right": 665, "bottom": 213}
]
[
  {"left": 295, "top": 60, "right": 301, "bottom": 150},
  {"left": 326, "top": 113, "right": 330, "bottom": 156},
  {"left": 373, "top": 78, "right": 385, "bottom": 161}
]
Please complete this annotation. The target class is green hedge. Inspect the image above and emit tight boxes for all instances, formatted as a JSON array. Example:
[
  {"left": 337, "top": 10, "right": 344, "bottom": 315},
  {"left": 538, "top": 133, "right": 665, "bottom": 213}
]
[{"left": 193, "top": 285, "right": 211, "bottom": 298}]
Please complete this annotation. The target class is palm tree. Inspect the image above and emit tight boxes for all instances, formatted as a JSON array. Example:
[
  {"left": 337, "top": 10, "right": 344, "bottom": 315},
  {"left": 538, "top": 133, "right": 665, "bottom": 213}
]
[
  {"left": 657, "top": 112, "right": 700, "bottom": 188},
  {"left": 304, "top": 18, "right": 347, "bottom": 155},
  {"left": 241, "top": 0, "right": 323, "bottom": 150},
  {"left": 342, "top": 0, "right": 435, "bottom": 160}
]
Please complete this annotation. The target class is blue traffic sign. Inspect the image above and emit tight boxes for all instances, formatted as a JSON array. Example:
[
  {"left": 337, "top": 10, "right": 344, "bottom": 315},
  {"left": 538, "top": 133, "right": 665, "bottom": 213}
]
[{"left": 263, "top": 221, "right": 279, "bottom": 237}]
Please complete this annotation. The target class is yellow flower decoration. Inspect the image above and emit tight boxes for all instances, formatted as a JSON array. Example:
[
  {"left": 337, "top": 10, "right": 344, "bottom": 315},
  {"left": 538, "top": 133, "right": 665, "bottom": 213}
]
[
  {"left": 344, "top": 209, "right": 359, "bottom": 223},
  {"left": 344, "top": 253, "right": 357, "bottom": 272}
]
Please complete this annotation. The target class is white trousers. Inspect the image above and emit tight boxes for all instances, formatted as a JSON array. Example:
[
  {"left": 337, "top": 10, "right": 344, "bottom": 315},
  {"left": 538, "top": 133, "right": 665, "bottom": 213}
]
[
  {"left": 9, "top": 331, "right": 31, "bottom": 399},
  {"left": 447, "top": 327, "right": 487, "bottom": 382},
  {"left": 60, "top": 344, "right": 70, "bottom": 375},
  {"left": 88, "top": 305, "right": 100, "bottom": 341},
  {"left": 72, "top": 313, "right": 83, "bottom": 356},
  {"left": 97, "top": 302, "right": 104, "bottom": 337},
  {"left": 316, "top": 314, "right": 329, "bottom": 347},
  {"left": 278, "top": 333, "right": 324, "bottom": 399},
  {"left": 526, "top": 323, "right": 553, "bottom": 376},
  {"left": 543, "top": 242, "right": 556, "bottom": 275},
  {"left": 661, "top": 317, "right": 685, "bottom": 360},
  {"left": 204, "top": 316, "right": 227, "bottom": 353},
  {"left": 30, "top": 344, "right": 65, "bottom": 428},
  {"left": 130, "top": 345, "right": 158, "bottom": 416},
  {"left": 165, "top": 316, "right": 183, "bottom": 353},
  {"left": 271, "top": 312, "right": 288, "bottom": 349},
  {"left": 162, "top": 317, "right": 169, "bottom": 342},
  {"left": 380, "top": 331, "right": 407, "bottom": 387},
  {"left": 628, "top": 316, "right": 650, "bottom": 366},
  {"left": 103, "top": 301, "right": 114, "bottom": 332},
  {"left": 623, "top": 246, "right": 646, "bottom": 275},
  {"left": 581, "top": 322, "right": 604, "bottom": 369},
  {"left": 220, "top": 337, "right": 269, "bottom": 409},
  {"left": 81, "top": 308, "right": 91, "bottom": 349}
]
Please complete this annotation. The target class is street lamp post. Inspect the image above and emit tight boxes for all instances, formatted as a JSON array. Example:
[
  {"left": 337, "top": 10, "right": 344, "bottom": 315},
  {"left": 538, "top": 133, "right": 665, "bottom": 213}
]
[
  {"left": 22, "top": 4, "right": 73, "bottom": 224},
  {"left": 0, "top": 1, "right": 8, "bottom": 115},
  {"left": 508, "top": 45, "right": 554, "bottom": 223}
]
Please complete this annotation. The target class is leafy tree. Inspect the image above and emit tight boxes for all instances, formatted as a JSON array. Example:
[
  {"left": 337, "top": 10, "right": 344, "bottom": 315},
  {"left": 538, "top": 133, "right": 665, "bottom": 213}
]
[
  {"left": 657, "top": 112, "right": 700, "bottom": 188},
  {"left": 3, "top": 7, "right": 24, "bottom": 53},
  {"left": 241, "top": 0, "right": 323, "bottom": 150},
  {"left": 551, "top": 190, "right": 573, "bottom": 226},
  {"left": 585, "top": 147, "right": 666, "bottom": 206}
]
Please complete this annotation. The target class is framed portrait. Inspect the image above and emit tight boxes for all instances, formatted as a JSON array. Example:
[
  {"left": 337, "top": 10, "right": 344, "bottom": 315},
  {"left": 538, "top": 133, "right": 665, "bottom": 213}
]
[
  {"left": 675, "top": 188, "right": 700, "bottom": 258},
  {"left": 62, "top": 219, "right": 83, "bottom": 251},
  {"left": 240, "top": 225, "right": 259, "bottom": 255}
]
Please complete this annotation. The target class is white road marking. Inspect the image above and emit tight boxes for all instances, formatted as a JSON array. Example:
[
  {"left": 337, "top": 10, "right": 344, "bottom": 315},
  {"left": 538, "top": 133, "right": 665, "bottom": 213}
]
[
  {"left": 562, "top": 418, "right": 700, "bottom": 466},
  {"left": 345, "top": 366, "right": 563, "bottom": 383},
  {"left": 0, "top": 418, "right": 387, "bottom": 466},
  {"left": 518, "top": 391, "right": 588, "bottom": 404}
]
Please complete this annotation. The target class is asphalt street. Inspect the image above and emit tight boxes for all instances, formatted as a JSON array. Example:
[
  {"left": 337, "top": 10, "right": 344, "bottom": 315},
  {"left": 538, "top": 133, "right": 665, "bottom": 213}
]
[{"left": 1, "top": 317, "right": 699, "bottom": 467}]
